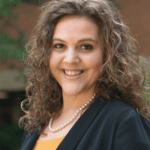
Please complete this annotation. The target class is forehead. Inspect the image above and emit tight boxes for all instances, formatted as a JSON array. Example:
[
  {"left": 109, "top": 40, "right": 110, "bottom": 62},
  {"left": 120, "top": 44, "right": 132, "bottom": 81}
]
[{"left": 53, "top": 15, "right": 100, "bottom": 38}]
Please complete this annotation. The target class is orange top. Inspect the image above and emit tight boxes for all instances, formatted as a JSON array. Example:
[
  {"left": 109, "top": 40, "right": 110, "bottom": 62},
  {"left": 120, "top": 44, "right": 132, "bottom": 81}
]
[{"left": 33, "top": 137, "right": 65, "bottom": 150}]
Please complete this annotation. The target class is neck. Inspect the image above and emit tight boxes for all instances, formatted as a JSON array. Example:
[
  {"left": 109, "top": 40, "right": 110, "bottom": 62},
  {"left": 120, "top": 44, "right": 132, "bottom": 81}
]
[{"left": 61, "top": 91, "right": 96, "bottom": 113}]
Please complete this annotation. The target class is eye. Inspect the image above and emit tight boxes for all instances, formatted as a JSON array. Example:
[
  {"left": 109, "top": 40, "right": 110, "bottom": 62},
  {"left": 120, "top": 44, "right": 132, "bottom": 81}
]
[
  {"left": 81, "top": 44, "right": 93, "bottom": 50},
  {"left": 53, "top": 44, "right": 66, "bottom": 49}
]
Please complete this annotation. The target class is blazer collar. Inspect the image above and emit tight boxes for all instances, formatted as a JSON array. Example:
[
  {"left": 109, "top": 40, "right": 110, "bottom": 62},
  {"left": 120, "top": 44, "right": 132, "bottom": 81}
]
[
  {"left": 57, "top": 97, "right": 105, "bottom": 149},
  {"left": 21, "top": 97, "right": 106, "bottom": 150}
]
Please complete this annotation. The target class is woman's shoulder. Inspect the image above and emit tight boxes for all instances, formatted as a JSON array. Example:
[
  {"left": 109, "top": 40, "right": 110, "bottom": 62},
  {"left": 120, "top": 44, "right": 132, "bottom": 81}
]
[
  {"left": 96, "top": 98, "right": 150, "bottom": 130},
  {"left": 105, "top": 98, "right": 137, "bottom": 111},
  {"left": 101, "top": 98, "right": 146, "bottom": 120}
]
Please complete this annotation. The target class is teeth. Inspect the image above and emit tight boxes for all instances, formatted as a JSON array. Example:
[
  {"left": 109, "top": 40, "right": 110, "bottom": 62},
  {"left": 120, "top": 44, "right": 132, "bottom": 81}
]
[{"left": 64, "top": 70, "right": 83, "bottom": 76}]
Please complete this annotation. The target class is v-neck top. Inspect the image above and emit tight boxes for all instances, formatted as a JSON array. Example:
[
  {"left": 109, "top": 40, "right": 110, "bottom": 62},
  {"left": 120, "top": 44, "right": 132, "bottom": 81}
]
[{"left": 33, "top": 137, "right": 65, "bottom": 150}]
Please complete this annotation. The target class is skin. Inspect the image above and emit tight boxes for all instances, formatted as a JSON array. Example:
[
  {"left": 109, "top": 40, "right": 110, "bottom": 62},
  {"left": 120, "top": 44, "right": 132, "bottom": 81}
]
[{"left": 50, "top": 15, "right": 103, "bottom": 116}]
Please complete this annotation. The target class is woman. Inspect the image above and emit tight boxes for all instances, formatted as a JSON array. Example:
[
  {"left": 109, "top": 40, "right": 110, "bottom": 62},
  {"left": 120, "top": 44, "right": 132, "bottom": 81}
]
[{"left": 19, "top": 0, "right": 150, "bottom": 149}]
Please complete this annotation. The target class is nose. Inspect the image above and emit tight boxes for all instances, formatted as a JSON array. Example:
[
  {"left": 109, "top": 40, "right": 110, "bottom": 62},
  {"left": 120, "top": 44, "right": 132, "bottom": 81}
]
[{"left": 63, "top": 48, "right": 80, "bottom": 63}]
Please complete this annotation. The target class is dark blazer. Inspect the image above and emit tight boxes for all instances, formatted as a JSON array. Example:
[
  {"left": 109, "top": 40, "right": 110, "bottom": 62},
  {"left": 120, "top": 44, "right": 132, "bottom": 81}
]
[{"left": 20, "top": 97, "right": 150, "bottom": 150}]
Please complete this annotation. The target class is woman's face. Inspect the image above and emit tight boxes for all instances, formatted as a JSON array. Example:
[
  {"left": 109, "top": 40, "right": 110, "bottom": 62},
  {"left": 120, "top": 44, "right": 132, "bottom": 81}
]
[{"left": 50, "top": 15, "right": 103, "bottom": 97}]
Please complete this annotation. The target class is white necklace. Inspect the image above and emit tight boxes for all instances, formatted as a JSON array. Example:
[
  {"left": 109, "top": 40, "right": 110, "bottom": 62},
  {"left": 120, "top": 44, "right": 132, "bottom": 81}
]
[{"left": 49, "top": 93, "right": 96, "bottom": 132}]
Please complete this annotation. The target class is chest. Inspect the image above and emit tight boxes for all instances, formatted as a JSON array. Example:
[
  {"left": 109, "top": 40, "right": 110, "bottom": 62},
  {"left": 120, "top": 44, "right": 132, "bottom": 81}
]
[
  {"left": 37, "top": 116, "right": 80, "bottom": 141},
  {"left": 37, "top": 125, "right": 71, "bottom": 141},
  {"left": 38, "top": 109, "right": 87, "bottom": 141}
]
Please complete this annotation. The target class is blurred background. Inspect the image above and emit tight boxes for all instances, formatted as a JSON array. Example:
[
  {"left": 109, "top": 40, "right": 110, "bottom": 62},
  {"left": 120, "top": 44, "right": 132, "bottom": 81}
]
[{"left": 0, "top": 0, "right": 149, "bottom": 149}]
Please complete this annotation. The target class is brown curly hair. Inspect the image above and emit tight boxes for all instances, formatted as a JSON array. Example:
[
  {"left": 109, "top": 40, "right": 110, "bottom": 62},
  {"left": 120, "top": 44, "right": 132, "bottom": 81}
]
[{"left": 18, "top": 0, "right": 150, "bottom": 136}]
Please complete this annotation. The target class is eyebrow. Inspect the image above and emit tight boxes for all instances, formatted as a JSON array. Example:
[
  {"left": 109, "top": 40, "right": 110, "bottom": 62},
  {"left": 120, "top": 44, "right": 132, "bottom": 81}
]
[{"left": 52, "top": 38, "right": 99, "bottom": 44}]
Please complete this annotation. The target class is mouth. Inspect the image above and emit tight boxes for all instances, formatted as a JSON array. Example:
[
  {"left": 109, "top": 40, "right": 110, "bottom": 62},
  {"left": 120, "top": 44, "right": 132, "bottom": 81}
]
[{"left": 62, "top": 70, "right": 84, "bottom": 76}]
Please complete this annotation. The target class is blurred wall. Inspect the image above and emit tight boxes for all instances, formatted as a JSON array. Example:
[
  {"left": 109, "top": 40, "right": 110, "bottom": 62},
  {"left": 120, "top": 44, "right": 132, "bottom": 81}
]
[{"left": 117, "top": 0, "right": 150, "bottom": 56}]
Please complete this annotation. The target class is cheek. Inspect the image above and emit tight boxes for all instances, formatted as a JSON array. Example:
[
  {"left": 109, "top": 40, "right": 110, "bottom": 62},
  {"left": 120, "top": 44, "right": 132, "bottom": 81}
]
[
  {"left": 87, "top": 54, "right": 103, "bottom": 69},
  {"left": 91, "top": 56, "right": 103, "bottom": 78},
  {"left": 49, "top": 53, "right": 57, "bottom": 67},
  {"left": 49, "top": 57, "right": 56, "bottom": 74}
]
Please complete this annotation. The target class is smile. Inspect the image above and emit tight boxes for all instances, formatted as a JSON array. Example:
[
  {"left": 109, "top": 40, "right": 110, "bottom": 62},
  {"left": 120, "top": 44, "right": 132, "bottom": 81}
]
[
  {"left": 64, "top": 70, "right": 84, "bottom": 76},
  {"left": 62, "top": 70, "right": 84, "bottom": 80}
]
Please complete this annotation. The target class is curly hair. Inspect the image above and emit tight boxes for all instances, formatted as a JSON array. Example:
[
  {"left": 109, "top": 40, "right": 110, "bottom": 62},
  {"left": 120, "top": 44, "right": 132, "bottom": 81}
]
[{"left": 18, "top": 0, "right": 150, "bottom": 136}]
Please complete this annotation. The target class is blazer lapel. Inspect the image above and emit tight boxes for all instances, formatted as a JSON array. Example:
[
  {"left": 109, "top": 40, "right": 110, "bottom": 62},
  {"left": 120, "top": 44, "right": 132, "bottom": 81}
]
[
  {"left": 57, "top": 97, "right": 105, "bottom": 150},
  {"left": 20, "top": 130, "right": 39, "bottom": 150}
]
